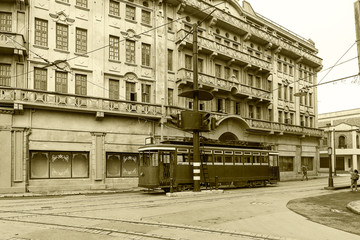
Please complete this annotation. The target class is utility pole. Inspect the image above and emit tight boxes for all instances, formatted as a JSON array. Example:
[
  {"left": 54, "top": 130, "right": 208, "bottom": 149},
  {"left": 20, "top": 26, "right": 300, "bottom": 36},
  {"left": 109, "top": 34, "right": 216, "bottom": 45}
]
[{"left": 354, "top": 0, "right": 360, "bottom": 73}]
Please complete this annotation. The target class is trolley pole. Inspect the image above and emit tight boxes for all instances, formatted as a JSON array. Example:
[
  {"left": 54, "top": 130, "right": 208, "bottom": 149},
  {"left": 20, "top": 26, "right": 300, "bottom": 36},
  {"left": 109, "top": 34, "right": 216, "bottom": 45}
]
[{"left": 192, "top": 23, "right": 201, "bottom": 192}]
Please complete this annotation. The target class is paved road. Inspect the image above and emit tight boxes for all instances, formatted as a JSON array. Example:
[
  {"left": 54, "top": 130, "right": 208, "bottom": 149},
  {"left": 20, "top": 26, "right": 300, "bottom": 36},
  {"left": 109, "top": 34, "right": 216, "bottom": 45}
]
[{"left": 0, "top": 176, "right": 359, "bottom": 240}]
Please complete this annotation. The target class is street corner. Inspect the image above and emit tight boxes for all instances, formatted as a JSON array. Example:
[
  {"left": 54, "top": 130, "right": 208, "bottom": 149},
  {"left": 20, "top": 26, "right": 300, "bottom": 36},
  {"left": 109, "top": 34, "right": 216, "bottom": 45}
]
[{"left": 347, "top": 200, "right": 360, "bottom": 215}]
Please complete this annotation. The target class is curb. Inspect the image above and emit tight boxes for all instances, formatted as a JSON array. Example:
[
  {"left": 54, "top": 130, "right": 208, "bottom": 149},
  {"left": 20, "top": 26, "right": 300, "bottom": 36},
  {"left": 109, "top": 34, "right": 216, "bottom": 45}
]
[{"left": 347, "top": 200, "right": 360, "bottom": 215}]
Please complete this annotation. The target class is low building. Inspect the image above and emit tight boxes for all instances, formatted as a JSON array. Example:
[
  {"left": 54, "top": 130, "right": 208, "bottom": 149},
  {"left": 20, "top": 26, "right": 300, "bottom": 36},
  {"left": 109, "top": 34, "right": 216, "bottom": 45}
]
[
  {"left": 318, "top": 109, "right": 360, "bottom": 173},
  {"left": 0, "top": 0, "right": 323, "bottom": 193}
]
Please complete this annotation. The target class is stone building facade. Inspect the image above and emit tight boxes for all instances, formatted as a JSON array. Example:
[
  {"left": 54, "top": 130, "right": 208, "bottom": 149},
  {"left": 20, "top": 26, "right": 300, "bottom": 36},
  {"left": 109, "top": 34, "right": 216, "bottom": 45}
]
[
  {"left": 318, "top": 109, "right": 360, "bottom": 173},
  {"left": 0, "top": 0, "right": 322, "bottom": 193}
]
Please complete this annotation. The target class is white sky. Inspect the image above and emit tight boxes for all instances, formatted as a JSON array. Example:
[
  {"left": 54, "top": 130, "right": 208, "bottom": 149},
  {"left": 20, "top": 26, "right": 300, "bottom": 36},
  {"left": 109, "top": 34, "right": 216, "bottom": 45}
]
[{"left": 245, "top": 0, "right": 360, "bottom": 114}]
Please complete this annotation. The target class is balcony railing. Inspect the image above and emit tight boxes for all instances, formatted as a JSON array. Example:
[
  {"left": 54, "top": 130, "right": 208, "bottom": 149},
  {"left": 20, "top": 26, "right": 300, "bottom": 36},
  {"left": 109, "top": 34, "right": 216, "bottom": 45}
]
[
  {"left": 176, "top": 30, "right": 272, "bottom": 71},
  {"left": 0, "top": 87, "right": 323, "bottom": 137},
  {"left": 0, "top": 87, "right": 163, "bottom": 119},
  {"left": 177, "top": 68, "right": 272, "bottom": 100},
  {"left": 180, "top": 0, "right": 322, "bottom": 67}
]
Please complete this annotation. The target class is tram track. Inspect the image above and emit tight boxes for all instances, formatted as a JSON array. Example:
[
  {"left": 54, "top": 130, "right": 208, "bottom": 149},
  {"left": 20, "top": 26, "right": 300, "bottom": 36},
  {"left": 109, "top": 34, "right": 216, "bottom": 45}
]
[{"left": 0, "top": 180, "right": 339, "bottom": 240}]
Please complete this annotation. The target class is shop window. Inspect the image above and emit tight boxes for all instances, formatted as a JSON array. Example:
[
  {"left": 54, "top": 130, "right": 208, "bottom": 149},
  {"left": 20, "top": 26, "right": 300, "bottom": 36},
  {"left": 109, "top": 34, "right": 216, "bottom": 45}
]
[
  {"left": 301, "top": 157, "right": 313, "bottom": 171},
  {"left": 30, "top": 151, "right": 89, "bottom": 179},
  {"left": 279, "top": 156, "right": 294, "bottom": 172},
  {"left": 106, "top": 153, "right": 139, "bottom": 177}
]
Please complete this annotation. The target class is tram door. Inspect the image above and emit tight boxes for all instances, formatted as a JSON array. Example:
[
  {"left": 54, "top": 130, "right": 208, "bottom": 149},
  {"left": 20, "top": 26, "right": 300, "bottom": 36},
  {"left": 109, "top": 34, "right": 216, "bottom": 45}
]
[{"left": 159, "top": 151, "right": 173, "bottom": 185}]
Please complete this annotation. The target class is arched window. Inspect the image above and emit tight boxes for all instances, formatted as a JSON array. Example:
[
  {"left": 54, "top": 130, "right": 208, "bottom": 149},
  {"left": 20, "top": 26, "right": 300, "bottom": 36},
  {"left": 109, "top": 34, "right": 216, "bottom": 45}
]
[{"left": 338, "top": 136, "right": 346, "bottom": 148}]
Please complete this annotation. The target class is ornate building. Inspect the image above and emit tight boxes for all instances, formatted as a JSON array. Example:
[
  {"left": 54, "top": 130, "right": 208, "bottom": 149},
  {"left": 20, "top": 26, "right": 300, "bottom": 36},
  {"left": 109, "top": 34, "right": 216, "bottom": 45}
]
[
  {"left": 319, "top": 109, "right": 360, "bottom": 174},
  {"left": 0, "top": 0, "right": 323, "bottom": 193}
]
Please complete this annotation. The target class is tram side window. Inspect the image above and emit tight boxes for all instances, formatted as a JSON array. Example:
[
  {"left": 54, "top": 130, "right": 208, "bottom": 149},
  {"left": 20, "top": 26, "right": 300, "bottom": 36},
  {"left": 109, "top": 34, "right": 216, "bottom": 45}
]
[
  {"left": 177, "top": 153, "right": 188, "bottom": 164},
  {"left": 152, "top": 152, "right": 159, "bottom": 166},
  {"left": 244, "top": 155, "right": 252, "bottom": 165},
  {"left": 261, "top": 156, "right": 269, "bottom": 165},
  {"left": 234, "top": 155, "right": 242, "bottom": 165},
  {"left": 161, "top": 152, "right": 171, "bottom": 164},
  {"left": 141, "top": 152, "right": 150, "bottom": 166},
  {"left": 253, "top": 155, "right": 260, "bottom": 165},
  {"left": 202, "top": 154, "right": 213, "bottom": 164},
  {"left": 214, "top": 155, "right": 223, "bottom": 164},
  {"left": 224, "top": 155, "right": 233, "bottom": 165}
]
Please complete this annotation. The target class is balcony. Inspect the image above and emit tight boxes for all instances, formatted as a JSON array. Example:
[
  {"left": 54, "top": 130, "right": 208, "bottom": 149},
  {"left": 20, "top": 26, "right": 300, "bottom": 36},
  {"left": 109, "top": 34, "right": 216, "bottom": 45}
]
[
  {"left": 0, "top": 87, "right": 162, "bottom": 119},
  {"left": 0, "top": 32, "right": 27, "bottom": 57},
  {"left": 176, "top": 29, "right": 272, "bottom": 72},
  {"left": 179, "top": 0, "right": 322, "bottom": 68},
  {"left": 177, "top": 68, "right": 272, "bottom": 101}
]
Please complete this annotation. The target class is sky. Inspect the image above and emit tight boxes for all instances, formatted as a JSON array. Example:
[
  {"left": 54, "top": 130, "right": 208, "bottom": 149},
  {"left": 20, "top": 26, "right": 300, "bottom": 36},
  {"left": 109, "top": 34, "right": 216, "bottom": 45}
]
[{"left": 245, "top": 0, "right": 360, "bottom": 114}]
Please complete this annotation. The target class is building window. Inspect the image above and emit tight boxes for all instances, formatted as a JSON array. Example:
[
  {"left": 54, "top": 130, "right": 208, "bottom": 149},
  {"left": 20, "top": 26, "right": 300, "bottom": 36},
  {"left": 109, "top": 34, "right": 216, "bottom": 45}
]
[
  {"left": 168, "top": 88, "right": 173, "bottom": 105},
  {"left": 233, "top": 69, "right": 239, "bottom": 81},
  {"left": 0, "top": 12, "right": 12, "bottom": 32},
  {"left": 217, "top": 98, "right": 224, "bottom": 112},
  {"left": 277, "top": 61, "right": 282, "bottom": 72},
  {"left": 126, "top": 40, "right": 136, "bottom": 64},
  {"left": 339, "top": 136, "right": 346, "bottom": 148},
  {"left": 215, "top": 64, "right": 221, "bottom": 78},
  {"left": 35, "top": 18, "right": 48, "bottom": 47},
  {"left": 185, "top": 55, "right": 192, "bottom": 69},
  {"left": 30, "top": 151, "right": 89, "bottom": 179},
  {"left": 278, "top": 84, "right": 282, "bottom": 99},
  {"left": 126, "top": 82, "right": 136, "bottom": 101},
  {"left": 235, "top": 102, "right": 241, "bottom": 115},
  {"left": 290, "top": 113, "right": 294, "bottom": 125},
  {"left": 167, "top": 17, "right": 173, "bottom": 31},
  {"left": 141, "top": 84, "right": 151, "bottom": 103},
  {"left": 75, "top": 74, "right": 87, "bottom": 96},
  {"left": 168, "top": 49, "right": 173, "bottom": 71},
  {"left": 278, "top": 111, "right": 283, "bottom": 123},
  {"left": 248, "top": 105, "right": 254, "bottom": 118},
  {"left": 76, "top": 28, "right": 87, "bottom": 54},
  {"left": 106, "top": 153, "right": 138, "bottom": 177},
  {"left": 34, "top": 68, "right": 47, "bottom": 91},
  {"left": 109, "top": 35, "right": 120, "bottom": 61},
  {"left": 283, "top": 85, "right": 288, "bottom": 100},
  {"left": 256, "top": 106, "right": 261, "bottom": 119},
  {"left": 309, "top": 93, "right": 312, "bottom": 106},
  {"left": 76, "top": 0, "right": 88, "bottom": 8},
  {"left": 301, "top": 157, "right": 313, "bottom": 171},
  {"left": 279, "top": 156, "right": 294, "bottom": 172},
  {"left": 141, "top": 10, "right": 151, "bottom": 25},
  {"left": 289, "top": 86, "right": 293, "bottom": 102},
  {"left": 256, "top": 76, "right": 261, "bottom": 88},
  {"left": 248, "top": 74, "right": 253, "bottom": 87},
  {"left": 55, "top": 71, "right": 68, "bottom": 93},
  {"left": 198, "top": 59, "right": 204, "bottom": 73},
  {"left": 289, "top": 66, "right": 293, "bottom": 76},
  {"left": 126, "top": 5, "right": 136, "bottom": 21},
  {"left": 109, "top": 0, "right": 120, "bottom": 16},
  {"left": 141, "top": 43, "right": 151, "bottom": 66},
  {"left": 109, "top": 79, "right": 119, "bottom": 99},
  {"left": 224, "top": 67, "right": 230, "bottom": 79},
  {"left": 56, "top": 23, "right": 68, "bottom": 51},
  {"left": 0, "top": 64, "right": 11, "bottom": 87}
]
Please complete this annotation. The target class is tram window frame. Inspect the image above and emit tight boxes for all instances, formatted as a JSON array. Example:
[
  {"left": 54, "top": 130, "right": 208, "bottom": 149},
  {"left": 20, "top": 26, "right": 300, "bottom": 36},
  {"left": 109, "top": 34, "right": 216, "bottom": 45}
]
[
  {"left": 243, "top": 152, "right": 252, "bottom": 165},
  {"left": 261, "top": 153, "right": 269, "bottom": 165},
  {"left": 202, "top": 153, "right": 213, "bottom": 165},
  {"left": 177, "top": 153, "right": 189, "bottom": 165},
  {"left": 234, "top": 155, "right": 243, "bottom": 165},
  {"left": 253, "top": 152, "right": 261, "bottom": 165},
  {"left": 224, "top": 151, "right": 233, "bottom": 165},
  {"left": 151, "top": 152, "right": 159, "bottom": 166},
  {"left": 160, "top": 151, "right": 172, "bottom": 164},
  {"left": 140, "top": 151, "right": 150, "bottom": 166},
  {"left": 214, "top": 150, "right": 223, "bottom": 165}
]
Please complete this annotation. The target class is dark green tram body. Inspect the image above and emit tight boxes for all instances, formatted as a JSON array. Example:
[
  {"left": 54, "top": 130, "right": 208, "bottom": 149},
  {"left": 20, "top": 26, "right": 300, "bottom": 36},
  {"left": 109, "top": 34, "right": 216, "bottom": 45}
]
[{"left": 138, "top": 143, "right": 280, "bottom": 191}]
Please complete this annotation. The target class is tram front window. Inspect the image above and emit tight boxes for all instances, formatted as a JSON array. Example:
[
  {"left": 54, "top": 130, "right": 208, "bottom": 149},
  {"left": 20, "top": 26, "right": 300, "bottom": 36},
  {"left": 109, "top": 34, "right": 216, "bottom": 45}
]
[
  {"left": 151, "top": 152, "right": 158, "bottom": 166},
  {"left": 140, "top": 152, "right": 150, "bottom": 166}
]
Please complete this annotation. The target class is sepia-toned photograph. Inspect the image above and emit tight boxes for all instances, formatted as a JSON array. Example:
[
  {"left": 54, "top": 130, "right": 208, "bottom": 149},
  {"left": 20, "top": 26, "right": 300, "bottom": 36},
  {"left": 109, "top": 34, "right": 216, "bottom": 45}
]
[{"left": 0, "top": 0, "right": 359, "bottom": 239}]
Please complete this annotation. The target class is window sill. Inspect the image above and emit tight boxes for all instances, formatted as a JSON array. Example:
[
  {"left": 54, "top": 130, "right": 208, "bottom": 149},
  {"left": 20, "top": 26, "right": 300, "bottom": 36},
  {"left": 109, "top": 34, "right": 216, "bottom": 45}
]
[
  {"left": 109, "top": 14, "right": 121, "bottom": 20},
  {"left": 141, "top": 65, "right": 152, "bottom": 69},
  {"left": 33, "top": 45, "right": 49, "bottom": 50},
  {"left": 140, "top": 23, "right": 152, "bottom": 28},
  {"left": 125, "top": 62, "right": 137, "bottom": 67},
  {"left": 109, "top": 59, "right": 121, "bottom": 63},
  {"left": 54, "top": 48, "right": 70, "bottom": 54},
  {"left": 125, "top": 19, "right": 137, "bottom": 24},
  {"left": 74, "top": 52, "right": 89, "bottom": 57},
  {"left": 75, "top": 5, "right": 90, "bottom": 11}
]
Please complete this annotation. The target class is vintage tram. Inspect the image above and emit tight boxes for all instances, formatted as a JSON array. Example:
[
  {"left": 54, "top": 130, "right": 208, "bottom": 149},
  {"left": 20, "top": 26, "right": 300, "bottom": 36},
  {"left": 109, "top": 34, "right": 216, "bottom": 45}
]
[{"left": 138, "top": 140, "right": 280, "bottom": 192}]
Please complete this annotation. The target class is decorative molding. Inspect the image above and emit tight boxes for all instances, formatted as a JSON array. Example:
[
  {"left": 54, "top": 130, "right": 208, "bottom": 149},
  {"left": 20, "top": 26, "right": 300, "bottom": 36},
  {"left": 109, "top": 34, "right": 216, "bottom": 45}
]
[{"left": 49, "top": 11, "right": 75, "bottom": 25}]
